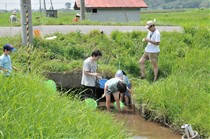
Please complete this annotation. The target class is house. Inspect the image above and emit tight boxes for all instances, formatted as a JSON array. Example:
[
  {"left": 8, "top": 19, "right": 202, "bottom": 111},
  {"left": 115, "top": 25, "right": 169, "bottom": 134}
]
[{"left": 74, "top": 0, "right": 148, "bottom": 22}]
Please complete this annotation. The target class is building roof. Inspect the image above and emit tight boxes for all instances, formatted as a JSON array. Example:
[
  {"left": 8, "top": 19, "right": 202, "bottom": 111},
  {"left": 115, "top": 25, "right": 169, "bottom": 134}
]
[{"left": 74, "top": 0, "right": 148, "bottom": 9}]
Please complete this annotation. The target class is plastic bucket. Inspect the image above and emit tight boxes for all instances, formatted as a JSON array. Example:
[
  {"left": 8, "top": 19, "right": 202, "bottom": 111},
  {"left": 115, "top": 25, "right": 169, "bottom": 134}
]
[
  {"left": 98, "top": 79, "right": 108, "bottom": 89},
  {"left": 114, "top": 101, "right": 125, "bottom": 110}
]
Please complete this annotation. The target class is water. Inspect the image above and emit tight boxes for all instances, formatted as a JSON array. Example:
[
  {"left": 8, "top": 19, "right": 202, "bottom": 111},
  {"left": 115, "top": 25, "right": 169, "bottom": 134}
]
[{"left": 99, "top": 102, "right": 181, "bottom": 139}]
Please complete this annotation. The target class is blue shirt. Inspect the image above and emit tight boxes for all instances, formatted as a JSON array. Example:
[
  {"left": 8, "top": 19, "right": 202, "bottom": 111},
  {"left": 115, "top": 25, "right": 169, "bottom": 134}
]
[{"left": 0, "top": 54, "right": 12, "bottom": 76}]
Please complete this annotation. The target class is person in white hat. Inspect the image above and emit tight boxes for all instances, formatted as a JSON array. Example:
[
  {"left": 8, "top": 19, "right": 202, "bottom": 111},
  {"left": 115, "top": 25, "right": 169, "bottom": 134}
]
[
  {"left": 10, "top": 11, "right": 19, "bottom": 24},
  {"left": 73, "top": 13, "right": 80, "bottom": 22},
  {"left": 139, "top": 20, "right": 161, "bottom": 81}
]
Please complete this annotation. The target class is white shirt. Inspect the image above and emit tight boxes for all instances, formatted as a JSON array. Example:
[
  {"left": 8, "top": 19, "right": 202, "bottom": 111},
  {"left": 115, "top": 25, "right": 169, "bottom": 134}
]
[{"left": 145, "top": 29, "right": 160, "bottom": 53}]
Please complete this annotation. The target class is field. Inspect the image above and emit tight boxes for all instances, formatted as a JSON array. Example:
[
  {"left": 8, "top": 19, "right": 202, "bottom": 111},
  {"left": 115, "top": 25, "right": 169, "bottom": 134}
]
[
  {"left": 0, "top": 8, "right": 210, "bottom": 138},
  {"left": 0, "top": 8, "right": 209, "bottom": 26}
]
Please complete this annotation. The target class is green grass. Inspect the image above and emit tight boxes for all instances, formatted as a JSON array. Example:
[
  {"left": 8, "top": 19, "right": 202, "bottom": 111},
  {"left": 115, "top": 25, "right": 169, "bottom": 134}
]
[
  {"left": 0, "top": 73, "right": 130, "bottom": 138},
  {"left": 141, "top": 8, "right": 210, "bottom": 26},
  {"left": 0, "top": 8, "right": 209, "bottom": 27}
]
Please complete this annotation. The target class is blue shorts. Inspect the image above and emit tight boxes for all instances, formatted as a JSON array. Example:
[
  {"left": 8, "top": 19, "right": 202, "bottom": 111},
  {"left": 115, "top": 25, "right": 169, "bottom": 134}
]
[{"left": 125, "top": 83, "right": 131, "bottom": 97}]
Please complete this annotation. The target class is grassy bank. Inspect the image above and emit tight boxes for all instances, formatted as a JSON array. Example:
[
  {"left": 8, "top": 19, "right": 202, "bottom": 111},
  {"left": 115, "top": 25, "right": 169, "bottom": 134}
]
[{"left": 0, "top": 73, "right": 130, "bottom": 138}]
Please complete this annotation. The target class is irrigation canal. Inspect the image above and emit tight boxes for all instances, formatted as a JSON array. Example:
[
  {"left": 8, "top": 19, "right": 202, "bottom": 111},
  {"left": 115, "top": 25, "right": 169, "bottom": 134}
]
[
  {"left": 98, "top": 102, "right": 181, "bottom": 139},
  {"left": 46, "top": 71, "right": 182, "bottom": 138}
]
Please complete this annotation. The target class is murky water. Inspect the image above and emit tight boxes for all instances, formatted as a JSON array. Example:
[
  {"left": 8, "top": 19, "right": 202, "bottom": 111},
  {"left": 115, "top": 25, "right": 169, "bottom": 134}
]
[{"left": 99, "top": 102, "right": 181, "bottom": 139}]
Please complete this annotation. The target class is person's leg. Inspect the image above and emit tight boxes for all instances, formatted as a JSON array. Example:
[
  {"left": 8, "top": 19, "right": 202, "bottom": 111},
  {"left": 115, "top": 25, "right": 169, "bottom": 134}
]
[
  {"left": 139, "top": 52, "right": 148, "bottom": 78},
  {"left": 152, "top": 61, "right": 158, "bottom": 81},
  {"left": 125, "top": 90, "right": 131, "bottom": 106},
  {"left": 149, "top": 53, "right": 159, "bottom": 81},
  {"left": 105, "top": 93, "right": 111, "bottom": 111},
  {"left": 120, "top": 93, "right": 123, "bottom": 102},
  {"left": 113, "top": 92, "right": 121, "bottom": 112},
  {"left": 125, "top": 96, "right": 129, "bottom": 106},
  {"left": 82, "top": 86, "right": 95, "bottom": 99}
]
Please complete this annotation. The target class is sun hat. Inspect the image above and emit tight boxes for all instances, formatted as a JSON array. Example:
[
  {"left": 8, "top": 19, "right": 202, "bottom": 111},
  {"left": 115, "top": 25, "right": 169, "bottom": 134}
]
[
  {"left": 115, "top": 70, "right": 123, "bottom": 79},
  {"left": 3, "top": 44, "right": 16, "bottom": 52},
  {"left": 145, "top": 20, "right": 155, "bottom": 28},
  {"left": 12, "top": 11, "right": 17, "bottom": 15}
]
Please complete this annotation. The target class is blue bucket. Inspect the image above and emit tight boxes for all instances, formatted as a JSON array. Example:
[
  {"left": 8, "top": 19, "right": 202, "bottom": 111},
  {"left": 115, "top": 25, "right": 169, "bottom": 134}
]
[{"left": 98, "top": 79, "right": 108, "bottom": 89}]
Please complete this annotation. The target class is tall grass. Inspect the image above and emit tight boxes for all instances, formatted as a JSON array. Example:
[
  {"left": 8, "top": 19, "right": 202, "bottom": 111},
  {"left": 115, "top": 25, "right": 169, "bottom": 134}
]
[
  {"left": 0, "top": 73, "right": 129, "bottom": 138},
  {"left": 133, "top": 27, "right": 210, "bottom": 137}
]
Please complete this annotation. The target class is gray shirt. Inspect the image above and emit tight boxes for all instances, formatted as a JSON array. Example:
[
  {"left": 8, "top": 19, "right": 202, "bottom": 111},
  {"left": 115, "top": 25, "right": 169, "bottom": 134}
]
[
  {"left": 105, "top": 78, "right": 120, "bottom": 94},
  {"left": 10, "top": 15, "right": 19, "bottom": 23},
  {"left": 81, "top": 57, "right": 97, "bottom": 87}
]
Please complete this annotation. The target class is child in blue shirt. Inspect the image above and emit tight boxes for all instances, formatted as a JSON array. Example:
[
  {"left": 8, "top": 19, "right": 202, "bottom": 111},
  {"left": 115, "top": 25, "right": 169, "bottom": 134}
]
[{"left": 0, "top": 44, "right": 17, "bottom": 76}]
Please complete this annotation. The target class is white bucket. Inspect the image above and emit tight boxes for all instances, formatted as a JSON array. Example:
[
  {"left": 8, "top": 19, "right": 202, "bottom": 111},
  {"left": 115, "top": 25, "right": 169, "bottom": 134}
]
[
  {"left": 182, "top": 131, "right": 199, "bottom": 139},
  {"left": 181, "top": 124, "right": 199, "bottom": 139}
]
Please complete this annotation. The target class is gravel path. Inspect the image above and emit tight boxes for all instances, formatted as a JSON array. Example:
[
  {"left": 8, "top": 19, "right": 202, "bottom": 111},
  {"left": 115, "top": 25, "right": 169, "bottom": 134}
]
[{"left": 0, "top": 25, "right": 183, "bottom": 37}]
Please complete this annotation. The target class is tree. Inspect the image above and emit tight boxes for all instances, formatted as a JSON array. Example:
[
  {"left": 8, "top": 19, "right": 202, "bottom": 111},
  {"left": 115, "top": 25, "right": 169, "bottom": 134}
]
[{"left": 65, "top": 2, "right": 71, "bottom": 9}]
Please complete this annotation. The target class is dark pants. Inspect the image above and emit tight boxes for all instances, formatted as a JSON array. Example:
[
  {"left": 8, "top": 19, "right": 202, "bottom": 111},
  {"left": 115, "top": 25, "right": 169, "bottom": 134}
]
[{"left": 81, "top": 86, "right": 96, "bottom": 100}]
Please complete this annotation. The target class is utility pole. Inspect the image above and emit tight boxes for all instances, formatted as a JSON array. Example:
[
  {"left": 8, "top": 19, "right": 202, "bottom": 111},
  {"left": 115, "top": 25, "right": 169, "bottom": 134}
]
[
  {"left": 43, "top": 0, "right": 47, "bottom": 17},
  {"left": 20, "top": 0, "right": 33, "bottom": 72},
  {"left": 80, "top": 0, "right": 85, "bottom": 20},
  {"left": 50, "top": 0, "right": 54, "bottom": 10},
  {"left": 39, "top": 0, "right": 42, "bottom": 16},
  {"left": 5, "top": 4, "right": 7, "bottom": 11},
  {"left": 20, "top": 0, "right": 33, "bottom": 45}
]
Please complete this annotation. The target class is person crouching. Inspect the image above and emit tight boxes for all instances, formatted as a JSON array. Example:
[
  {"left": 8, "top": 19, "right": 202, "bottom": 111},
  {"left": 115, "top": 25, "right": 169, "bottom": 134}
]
[{"left": 102, "top": 78, "right": 126, "bottom": 112}]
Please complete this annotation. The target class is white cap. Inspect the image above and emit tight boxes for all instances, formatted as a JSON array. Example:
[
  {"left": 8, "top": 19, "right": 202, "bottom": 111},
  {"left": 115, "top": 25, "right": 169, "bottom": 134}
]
[
  {"left": 12, "top": 11, "right": 17, "bottom": 15},
  {"left": 115, "top": 70, "right": 123, "bottom": 79},
  {"left": 76, "top": 13, "right": 80, "bottom": 17},
  {"left": 145, "top": 20, "right": 155, "bottom": 28}
]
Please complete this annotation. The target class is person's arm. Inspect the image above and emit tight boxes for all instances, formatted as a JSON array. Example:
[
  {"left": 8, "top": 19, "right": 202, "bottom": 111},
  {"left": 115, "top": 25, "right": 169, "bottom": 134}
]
[
  {"left": 144, "top": 38, "right": 160, "bottom": 45},
  {"left": 12, "top": 66, "right": 18, "bottom": 71},
  {"left": 0, "top": 66, "right": 9, "bottom": 72},
  {"left": 84, "top": 70, "right": 99, "bottom": 77},
  {"left": 102, "top": 83, "right": 108, "bottom": 97},
  {"left": 84, "top": 70, "right": 101, "bottom": 79}
]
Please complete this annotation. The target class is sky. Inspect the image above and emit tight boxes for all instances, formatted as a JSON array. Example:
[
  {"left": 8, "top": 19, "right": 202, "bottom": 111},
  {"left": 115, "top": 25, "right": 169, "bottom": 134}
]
[{"left": 0, "top": 0, "right": 75, "bottom": 10}]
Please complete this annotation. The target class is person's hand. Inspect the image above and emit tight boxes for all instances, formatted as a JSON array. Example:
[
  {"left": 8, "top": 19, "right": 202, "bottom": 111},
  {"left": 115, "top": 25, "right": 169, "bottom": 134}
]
[
  {"left": 4, "top": 69, "right": 9, "bottom": 72},
  {"left": 97, "top": 76, "right": 102, "bottom": 79},
  {"left": 144, "top": 38, "right": 150, "bottom": 42},
  {"left": 92, "top": 72, "right": 99, "bottom": 77},
  {"left": 102, "top": 94, "right": 106, "bottom": 98}
]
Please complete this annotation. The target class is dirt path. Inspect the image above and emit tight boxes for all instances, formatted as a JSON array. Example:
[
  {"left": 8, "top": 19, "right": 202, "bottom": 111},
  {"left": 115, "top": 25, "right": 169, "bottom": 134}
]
[{"left": 0, "top": 25, "right": 183, "bottom": 37}]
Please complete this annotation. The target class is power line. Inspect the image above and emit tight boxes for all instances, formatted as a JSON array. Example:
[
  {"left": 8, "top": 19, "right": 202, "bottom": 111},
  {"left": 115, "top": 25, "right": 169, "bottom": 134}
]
[{"left": 0, "top": 2, "right": 72, "bottom": 4}]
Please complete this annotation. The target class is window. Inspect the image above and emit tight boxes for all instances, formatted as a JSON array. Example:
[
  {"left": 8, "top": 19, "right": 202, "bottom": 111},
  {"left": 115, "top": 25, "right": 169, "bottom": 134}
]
[
  {"left": 86, "top": 9, "right": 91, "bottom": 12},
  {"left": 92, "top": 9, "right": 97, "bottom": 13}
]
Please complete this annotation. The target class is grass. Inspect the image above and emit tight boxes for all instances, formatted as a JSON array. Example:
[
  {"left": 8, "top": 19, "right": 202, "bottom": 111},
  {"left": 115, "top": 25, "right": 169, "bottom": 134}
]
[
  {"left": 0, "top": 8, "right": 209, "bottom": 27},
  {"left": 0, "top": 73, "right": 130, "bottom": 138}
]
